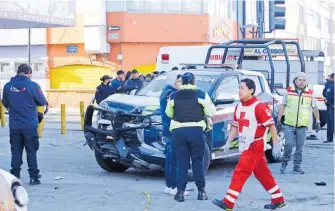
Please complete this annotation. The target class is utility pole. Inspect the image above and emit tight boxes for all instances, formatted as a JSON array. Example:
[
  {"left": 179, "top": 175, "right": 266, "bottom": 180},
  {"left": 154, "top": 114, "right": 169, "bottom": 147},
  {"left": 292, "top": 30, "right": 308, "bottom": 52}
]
[
  {"left": 257, "top": 0, "right": 265, "bottom": 38},
  {"left": 28, "top": 28, "right": 31, "bottom": 66}
]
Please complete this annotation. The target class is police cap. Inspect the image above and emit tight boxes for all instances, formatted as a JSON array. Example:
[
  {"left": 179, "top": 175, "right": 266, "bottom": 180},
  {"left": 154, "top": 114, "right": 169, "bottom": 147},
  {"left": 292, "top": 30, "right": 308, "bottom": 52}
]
[{"left": 182, "top": 72, "right": 195, "bottom": 85}]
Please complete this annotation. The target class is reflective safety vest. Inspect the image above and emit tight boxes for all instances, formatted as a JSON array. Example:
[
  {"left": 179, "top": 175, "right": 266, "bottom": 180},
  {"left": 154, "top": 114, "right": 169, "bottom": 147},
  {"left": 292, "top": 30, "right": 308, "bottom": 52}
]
[{"left": 284, "top": 86, "right": 313, "bottom": 127}]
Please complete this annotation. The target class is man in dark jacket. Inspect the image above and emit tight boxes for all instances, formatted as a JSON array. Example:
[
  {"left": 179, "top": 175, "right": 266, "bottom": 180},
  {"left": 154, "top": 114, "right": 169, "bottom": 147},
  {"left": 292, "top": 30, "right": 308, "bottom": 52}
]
[
  {"left": 323, "top": 73, "right": 334, "bottom": 143},
  {"left": 160, "top": 73, "right": 183, "bottom": 196},
  {"left": 111, "top": 70, "right": 125, "bottom": 93},
  {"left": 123, "top": 69, "right": 143, "bottom": 94},
  {"left": 2, "top": 64, "right": 47, "bottom": 185}
]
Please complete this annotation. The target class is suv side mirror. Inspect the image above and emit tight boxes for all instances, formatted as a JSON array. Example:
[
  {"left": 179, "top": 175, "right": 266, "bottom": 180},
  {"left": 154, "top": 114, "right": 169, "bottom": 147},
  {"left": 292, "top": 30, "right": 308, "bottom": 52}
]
[{"left": 215, "top": 98, "right": 235, "bottom": 105}]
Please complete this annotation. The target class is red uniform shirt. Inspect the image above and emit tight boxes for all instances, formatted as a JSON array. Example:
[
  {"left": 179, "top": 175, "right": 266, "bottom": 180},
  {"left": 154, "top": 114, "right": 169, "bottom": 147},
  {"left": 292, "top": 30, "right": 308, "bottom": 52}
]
[{"left": 232, "top": 97, "right": 274, "bottom": 140}]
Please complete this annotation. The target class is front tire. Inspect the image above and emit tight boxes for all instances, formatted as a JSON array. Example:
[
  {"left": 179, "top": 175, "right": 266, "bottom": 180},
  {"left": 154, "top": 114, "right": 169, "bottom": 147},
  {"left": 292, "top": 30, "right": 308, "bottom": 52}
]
[
  {"left": 187, "top": 143, "right": 211, "bottom": 181},
  {"left": 94, "top": 150, "right": 129, "bottom": 172},
  {"left": 265, "top": 131, "right": 285, "bottom": 163}
]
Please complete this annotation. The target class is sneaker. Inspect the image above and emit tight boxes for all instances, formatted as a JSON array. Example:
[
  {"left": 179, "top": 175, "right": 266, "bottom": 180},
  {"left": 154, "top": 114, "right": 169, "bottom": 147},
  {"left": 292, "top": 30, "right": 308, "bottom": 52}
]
[
  {"left": 293, "top": 166, "right": 304, "bottom": 174},
  {"left": 264, "top": 201, "right": 286, "bottom": 210},
  {"left": 280, "top": 161, "right": 288, "bottom": 174},
  {"left": 170, "top": 188, "right": 190, "bottom": 196},
  {"left": 212, "top": 199, "right": 233, "bottom": 210},
  {"left": 164, "top": 186, "right": 171, "bottom": 194}
]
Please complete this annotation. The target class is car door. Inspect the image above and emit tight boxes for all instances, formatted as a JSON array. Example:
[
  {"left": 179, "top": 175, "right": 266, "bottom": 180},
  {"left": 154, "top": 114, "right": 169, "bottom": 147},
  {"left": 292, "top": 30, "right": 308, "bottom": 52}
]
[{"left": 211, "top": 74, "right": 240, "bottom": 149}]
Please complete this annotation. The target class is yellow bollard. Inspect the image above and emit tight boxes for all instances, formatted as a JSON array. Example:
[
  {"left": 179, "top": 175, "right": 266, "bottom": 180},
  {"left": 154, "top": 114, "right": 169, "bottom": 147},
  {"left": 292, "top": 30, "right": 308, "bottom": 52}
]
[
  {"left": 0, "top": 101, "right": 5, "bottom": 127},
  {"left": 37, "top": 106, "right": 44, "bottom": 137},
  {"left": 61, "top": 104, "right": 66, "bottom": 134},
  {"left": 80, "top": 101, "right": 85, "bottom": 131}
]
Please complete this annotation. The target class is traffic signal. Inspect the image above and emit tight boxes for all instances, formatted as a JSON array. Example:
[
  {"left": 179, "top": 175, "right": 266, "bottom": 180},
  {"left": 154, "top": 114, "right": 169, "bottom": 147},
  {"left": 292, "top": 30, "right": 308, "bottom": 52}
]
[{"left": 269, "top": 0, "right": 286, "bottom": 31}]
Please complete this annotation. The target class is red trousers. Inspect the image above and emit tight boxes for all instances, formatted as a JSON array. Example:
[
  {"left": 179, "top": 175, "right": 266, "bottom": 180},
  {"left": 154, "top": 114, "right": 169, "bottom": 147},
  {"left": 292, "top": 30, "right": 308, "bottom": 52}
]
[{"left": 223, "top": 140, "right": 284, "bottom": 208}]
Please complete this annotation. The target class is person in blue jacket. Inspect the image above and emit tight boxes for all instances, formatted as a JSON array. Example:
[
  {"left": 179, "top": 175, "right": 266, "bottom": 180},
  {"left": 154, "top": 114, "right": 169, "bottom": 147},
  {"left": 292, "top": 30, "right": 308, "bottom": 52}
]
[
  {"left": 123, "top": 69, "right": 143, "bottom": 94},
  {"left": 111, "top": 70, "right": 125, "bottom": 94},
  {"left": 95, "top": 75, "right": 114, "bottom": 104},
  {"left": 160, "top": 73, "right": 184, "bottom": 196},
  {"left": 323, "top": 73, "right": 334, "bottom": 143},
  {"left": 2, "top": 64, "right": 47, "bottom": 185}
]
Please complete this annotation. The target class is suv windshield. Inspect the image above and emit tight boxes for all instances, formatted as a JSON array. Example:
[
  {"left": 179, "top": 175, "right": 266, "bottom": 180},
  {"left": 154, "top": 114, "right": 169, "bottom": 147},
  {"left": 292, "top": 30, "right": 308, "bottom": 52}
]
[{"left": 137, "top": 73, "right": 219, "bottom": 97}]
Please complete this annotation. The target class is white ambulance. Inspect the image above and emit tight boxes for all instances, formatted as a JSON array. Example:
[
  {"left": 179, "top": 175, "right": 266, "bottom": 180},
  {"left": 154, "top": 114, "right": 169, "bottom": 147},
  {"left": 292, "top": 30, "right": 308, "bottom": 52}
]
[{"left": 155, "top": 44, "right": 328, "bottom": 134}]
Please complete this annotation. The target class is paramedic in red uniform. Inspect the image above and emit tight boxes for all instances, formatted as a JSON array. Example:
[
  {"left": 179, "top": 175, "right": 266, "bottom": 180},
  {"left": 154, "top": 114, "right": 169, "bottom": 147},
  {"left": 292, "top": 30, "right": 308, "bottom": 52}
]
[{"left": 212, "top": 78, "right": 286, "bottom": 210}]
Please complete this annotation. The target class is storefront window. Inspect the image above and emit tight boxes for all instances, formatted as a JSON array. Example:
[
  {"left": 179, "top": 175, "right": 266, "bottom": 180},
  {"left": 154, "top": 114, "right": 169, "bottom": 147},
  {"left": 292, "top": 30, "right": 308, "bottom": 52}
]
[
  {"left": 167, "top": 0, "right": 183, "bottom": 12},
  {"left": 306, "top": 8, "right": 320, "bottom": 29},
  {"left": 126, "top": 0, "right": 146, "bottom": 12},
  {"left": 183, "top": 0, "right": 202, "bottom": 13},
  {"left": 147, "top": 0, "right": 164, "bottom": 11}
]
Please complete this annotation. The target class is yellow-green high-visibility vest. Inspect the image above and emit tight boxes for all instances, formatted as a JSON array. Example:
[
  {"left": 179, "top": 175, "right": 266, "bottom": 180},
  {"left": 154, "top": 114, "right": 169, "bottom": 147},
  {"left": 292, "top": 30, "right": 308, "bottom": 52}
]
[{"left": 284, "top": 86, "right": 313, "bottom": 127}]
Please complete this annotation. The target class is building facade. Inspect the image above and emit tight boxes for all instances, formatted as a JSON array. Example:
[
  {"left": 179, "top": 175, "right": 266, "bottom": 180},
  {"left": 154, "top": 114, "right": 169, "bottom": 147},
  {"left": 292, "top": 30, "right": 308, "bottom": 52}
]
[
  {"left": 0, "top": 0, "right": 76, "bottom": 91},
  {"left": 245, "top": 0, "right": 335, "bottom": 75}
]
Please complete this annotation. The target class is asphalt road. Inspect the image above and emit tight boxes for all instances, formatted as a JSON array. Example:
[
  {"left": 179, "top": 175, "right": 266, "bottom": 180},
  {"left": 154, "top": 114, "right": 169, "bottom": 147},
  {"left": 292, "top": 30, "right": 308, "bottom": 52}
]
[{"left": 0, "top": 115, "right": 334, "bottom": 211}]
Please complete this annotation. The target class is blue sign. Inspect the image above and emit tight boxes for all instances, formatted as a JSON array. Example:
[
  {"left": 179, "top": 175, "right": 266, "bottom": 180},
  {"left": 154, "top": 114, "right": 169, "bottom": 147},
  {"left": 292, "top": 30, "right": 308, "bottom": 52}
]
[{"left": 67, "top": 45, "right": 78, "bottom": 54}]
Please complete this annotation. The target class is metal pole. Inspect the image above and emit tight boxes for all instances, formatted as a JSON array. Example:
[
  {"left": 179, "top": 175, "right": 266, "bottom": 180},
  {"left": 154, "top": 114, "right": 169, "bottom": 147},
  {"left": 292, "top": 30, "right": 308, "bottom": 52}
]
[
  {"left": 242, "top": 0, "right": 246, "bottom": 38},
  {"left": 28, "top": 28, "right": 31, "bottom": 65}
]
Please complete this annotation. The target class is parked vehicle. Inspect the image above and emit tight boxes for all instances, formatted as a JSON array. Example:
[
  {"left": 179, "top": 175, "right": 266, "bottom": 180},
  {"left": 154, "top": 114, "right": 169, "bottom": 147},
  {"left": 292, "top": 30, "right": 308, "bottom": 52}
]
[
  {"left": 84, "top": 68, "right": 283, "bottom": 177},
  {"left": 0, "top": 168, "right": 29, "bottom": 211},
  {"left": 84, "top": 39, "right": 305, "bottom": 178}
]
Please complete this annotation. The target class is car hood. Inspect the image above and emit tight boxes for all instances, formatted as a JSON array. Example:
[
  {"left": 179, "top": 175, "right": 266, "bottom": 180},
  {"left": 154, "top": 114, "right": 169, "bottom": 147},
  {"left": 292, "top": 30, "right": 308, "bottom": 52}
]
[
  {"left": 99, "top": 94, "right": 160, "bottom": 114},
  {"left": 0, "top": 169, "right": 19, "bottom": 211}
]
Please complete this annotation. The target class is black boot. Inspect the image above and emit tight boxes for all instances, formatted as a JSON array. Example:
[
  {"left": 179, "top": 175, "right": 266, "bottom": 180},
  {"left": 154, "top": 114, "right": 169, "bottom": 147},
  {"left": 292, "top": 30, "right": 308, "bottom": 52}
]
[
  {"left": 264, "top": 201, "right": 286, "bottom": 210},
  {"left": 197, "top": 189, "right": 208, "bottom": 200},
  {"left": 174, "top": 190, "right": 185, "bottom": 202},
  {"left": 212, "top": 199, "right": 233, "bottom": 210},
  {"left": 29, "top": 178, "right": 41, "bottom": 186}
]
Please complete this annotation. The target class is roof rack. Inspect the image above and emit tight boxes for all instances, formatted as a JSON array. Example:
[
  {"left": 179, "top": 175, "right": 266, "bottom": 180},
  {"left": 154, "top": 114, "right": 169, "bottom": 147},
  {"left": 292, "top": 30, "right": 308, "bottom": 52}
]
[{"left": 204, "top": 39, "right": 305, "bottom": 92}]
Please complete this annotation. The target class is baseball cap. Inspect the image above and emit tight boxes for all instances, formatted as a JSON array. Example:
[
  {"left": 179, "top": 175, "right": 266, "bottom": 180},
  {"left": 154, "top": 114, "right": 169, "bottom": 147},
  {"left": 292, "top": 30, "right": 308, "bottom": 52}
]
[
  {"left": 131, "top": 69, "right": 138, "bottom": 74},
  {"left": 17, "top": 64, "right": 32, "bottom": 75},
  {"left": 100, "top": 75, "right": 112, "bottom": 81}
]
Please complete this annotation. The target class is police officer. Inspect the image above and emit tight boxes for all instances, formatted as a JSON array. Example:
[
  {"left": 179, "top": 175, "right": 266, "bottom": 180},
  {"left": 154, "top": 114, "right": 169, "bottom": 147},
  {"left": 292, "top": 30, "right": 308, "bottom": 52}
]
[
  {"left": 277, "top": 72, "right": 320, "bottom": 174},
  {"left": 1, "top": 64, "right": 47, "bottom": 185},
  {"left": 95, "top": 75, "right": 114, "bottom": 104},
  {"left": 165, "top": 72, "right": 216, "bottom": 202},
  {"left": 323, "top": 73, "right": 334, "bottom": 143}
]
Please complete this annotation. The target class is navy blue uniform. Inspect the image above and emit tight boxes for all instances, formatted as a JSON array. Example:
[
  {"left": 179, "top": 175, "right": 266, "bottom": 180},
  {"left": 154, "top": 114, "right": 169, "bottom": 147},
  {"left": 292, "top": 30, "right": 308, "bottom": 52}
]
[
  {"left": 2, "top": 75, "right": 47, "bottom": 179},
  {"left": 323, "top": 81, "right": 334, "bottom": 142},
  {"left": 95, "top": 83, "right": 114, "bottom": 104},
  {"left": 123, "top": 78, "right": 143, "bottom": 94},
  {"left": 160, "top": 84, "right": 177, "bottom": 189},
  {"left": 166, "top": 84, "right": 216, "bottom": 192}
]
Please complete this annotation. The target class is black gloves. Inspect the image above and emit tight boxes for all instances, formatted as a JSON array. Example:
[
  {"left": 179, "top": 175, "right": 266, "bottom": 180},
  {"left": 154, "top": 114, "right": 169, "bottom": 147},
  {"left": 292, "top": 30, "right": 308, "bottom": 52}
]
[{"left": 38, "top": 112, "right": 44, "bottom": 123}]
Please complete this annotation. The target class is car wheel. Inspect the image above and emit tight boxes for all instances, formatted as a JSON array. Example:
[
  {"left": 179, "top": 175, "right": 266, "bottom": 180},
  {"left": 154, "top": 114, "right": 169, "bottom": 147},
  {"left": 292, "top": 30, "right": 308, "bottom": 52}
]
[
  {"left": 265, "top": 131, "right": 285, "bottom": 163},
  {"left": 94, "top": 150, "right": 129, "bottom": 172},
  {"left": 187, "top": 143, "right": 211, "bottom": 182}
]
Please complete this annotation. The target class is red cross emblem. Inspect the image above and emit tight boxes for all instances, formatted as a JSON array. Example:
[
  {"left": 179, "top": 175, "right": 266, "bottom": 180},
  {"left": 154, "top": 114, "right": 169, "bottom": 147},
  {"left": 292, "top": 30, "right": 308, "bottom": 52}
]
[{"left": 238, "top": 112, "right": 250, "bottom": 133}]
